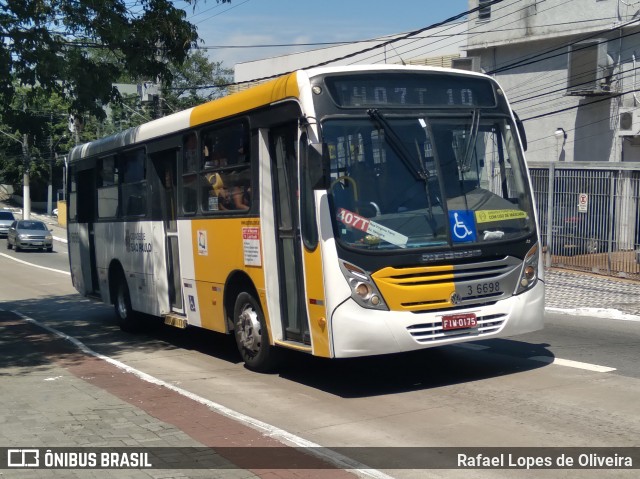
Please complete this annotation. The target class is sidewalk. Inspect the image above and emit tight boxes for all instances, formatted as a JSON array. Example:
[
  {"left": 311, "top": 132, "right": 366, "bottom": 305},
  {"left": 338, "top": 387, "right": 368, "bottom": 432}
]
[
  {"left": 0, "top": 310, "right": 358, "bottom": 478},
  {"left": 4, "top": 200, "right": 640, "bottom": 319}
]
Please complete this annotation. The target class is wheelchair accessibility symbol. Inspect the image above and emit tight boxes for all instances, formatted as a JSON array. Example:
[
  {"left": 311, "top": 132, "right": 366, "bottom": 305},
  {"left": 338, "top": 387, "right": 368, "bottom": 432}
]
[{"left": 449, "top": 210, "right": 476, "bottom": 243}]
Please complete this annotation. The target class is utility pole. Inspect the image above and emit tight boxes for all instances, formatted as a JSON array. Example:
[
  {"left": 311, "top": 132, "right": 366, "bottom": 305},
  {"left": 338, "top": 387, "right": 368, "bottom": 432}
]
[
  {"left": 22, "top": 133, "right": 30, "bottom": 220},
  {"left": 0, "top": 129, "right": 30, "bottom": 219}
]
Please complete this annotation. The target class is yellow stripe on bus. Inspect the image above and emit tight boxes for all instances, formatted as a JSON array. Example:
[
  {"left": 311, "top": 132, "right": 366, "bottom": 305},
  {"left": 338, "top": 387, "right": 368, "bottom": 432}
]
[
  {"left": 372, "top": 265, "right": 456, "bottom": 312},
  {"left": 190, "top": 73, "right": 300, "bottom": 127}
]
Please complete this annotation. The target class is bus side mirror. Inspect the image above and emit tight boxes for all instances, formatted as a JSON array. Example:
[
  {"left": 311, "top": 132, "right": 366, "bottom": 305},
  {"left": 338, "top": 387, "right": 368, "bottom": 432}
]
[
  {"left": 308, "top": 142, "right": 328, "bottom": 190},
  {"left": 514, "top": 112, "right": 527, "bottom": 151}
]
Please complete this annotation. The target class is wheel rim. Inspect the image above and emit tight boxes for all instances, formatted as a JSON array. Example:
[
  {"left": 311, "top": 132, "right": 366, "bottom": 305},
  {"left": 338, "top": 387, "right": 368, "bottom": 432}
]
[{"left": 236, "top": 304, "right": 261, "bottom": 356}]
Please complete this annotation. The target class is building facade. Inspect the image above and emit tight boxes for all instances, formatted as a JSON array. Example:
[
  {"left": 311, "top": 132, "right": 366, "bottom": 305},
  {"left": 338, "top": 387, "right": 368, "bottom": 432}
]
[{"left": 465, "top": 0, "right": 640, "bottom": 163}]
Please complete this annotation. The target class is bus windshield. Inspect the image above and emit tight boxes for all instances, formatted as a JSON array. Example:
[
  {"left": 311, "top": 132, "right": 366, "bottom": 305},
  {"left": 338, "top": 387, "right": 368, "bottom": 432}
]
[{"left": 323, "top": 114, "right": 536, "bottom": 250}]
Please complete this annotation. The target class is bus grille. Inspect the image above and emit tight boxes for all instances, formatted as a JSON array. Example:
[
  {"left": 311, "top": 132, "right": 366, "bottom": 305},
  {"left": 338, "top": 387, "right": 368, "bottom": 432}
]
[
  {"left": 406, "top": 313, "right": 506, "bottom": 343},
  {"left": 372, "top": 258, "right": 521, "bottom": 312}
]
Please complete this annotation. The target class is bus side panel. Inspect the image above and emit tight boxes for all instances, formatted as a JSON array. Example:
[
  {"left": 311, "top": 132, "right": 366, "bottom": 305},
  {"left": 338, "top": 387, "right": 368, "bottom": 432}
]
[
  {"left": 94, "top": 221, "right": 161, "bottom": 317},
  {"left": 68, "top": 222, "right": 90, "bottom": 295},
  {"left": 189, "top": 218, "right": 267, "bottom": 334}
]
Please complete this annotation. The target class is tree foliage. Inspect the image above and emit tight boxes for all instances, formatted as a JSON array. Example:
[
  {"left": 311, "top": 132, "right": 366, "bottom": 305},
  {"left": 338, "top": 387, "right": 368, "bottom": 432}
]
[
  {"left": 0, "top": 0, "right": 230, "bottom": 125},
  {"left": 164, "top": 49, "right": 234, "bottom": 111},
  {"left": 0, "top": 0, "right": 232, "bottom": 199}
]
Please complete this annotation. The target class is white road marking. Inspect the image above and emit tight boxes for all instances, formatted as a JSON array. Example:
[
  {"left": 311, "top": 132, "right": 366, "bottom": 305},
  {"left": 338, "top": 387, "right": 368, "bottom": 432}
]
[
  {"left": 12, "top": 311, "right": 393, "bottom": 479},
  {"left": 529, "top": 356, "right": 616, "bottom": 373},
  {"left": 0, "top": 253, "right": 70, "bottom": 275}
]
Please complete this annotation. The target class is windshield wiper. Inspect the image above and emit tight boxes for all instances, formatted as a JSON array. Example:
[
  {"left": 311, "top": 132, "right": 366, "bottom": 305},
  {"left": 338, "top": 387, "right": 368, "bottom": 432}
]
[
  {"left": 367, "top": 109, "right": 437, "bottom": 235},
  {"left": 367, "top": 109, "right": 429, "bottom": 181},
  {"left": 461, "top": 109, "right": 480, "bottom": 172}
]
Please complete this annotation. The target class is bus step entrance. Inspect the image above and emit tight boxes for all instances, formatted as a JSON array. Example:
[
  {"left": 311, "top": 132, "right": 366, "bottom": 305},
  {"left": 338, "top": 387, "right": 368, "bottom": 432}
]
[{"left": 163, "top": 313, "right": 188, "bottom": 329}]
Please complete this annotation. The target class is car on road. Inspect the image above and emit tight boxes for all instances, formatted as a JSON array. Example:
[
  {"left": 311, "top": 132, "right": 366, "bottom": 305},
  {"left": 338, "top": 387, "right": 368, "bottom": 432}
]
[
  {"left": 6, "top": 219, "right": 54, "bottom": 252},
  {"left": 0, "top": 210, "right": 16, "bottom": 237}
]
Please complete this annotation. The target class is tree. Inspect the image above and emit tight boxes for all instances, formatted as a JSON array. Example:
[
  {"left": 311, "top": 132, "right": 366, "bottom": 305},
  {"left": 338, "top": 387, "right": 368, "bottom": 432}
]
[
  {"left": 0, "top": 0, "right": 230, "bottom": 129},
  {"left": 0, "top": 0, "right": 231, "bottom": 201},
  {"left": 0, "top": 88, "right": 72, "bottom": 201},
  {"left": 163, "top": 49, "right": 234, "bottom": 112}
]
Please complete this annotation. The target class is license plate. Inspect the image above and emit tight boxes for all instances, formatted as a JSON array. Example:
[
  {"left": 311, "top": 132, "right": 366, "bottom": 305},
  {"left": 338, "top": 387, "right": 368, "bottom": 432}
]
[
  {"left": 32, "top": 242, "right": 43, "bottom": 246},
  {"left": 463, "top": 280, "right": 501, "bottom": 298},
  {"left": 442, "top": 313, "right": 477, "bottom": 331}
]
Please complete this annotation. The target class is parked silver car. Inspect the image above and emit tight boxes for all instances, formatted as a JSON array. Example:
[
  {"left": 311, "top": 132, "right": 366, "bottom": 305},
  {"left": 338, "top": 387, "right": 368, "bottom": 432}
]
[
  {"left": 0, "top": 210, "right": 15, "bottom": 236},
  {"left": 6, "top": 219, "right": 54, "bottom": 252}
]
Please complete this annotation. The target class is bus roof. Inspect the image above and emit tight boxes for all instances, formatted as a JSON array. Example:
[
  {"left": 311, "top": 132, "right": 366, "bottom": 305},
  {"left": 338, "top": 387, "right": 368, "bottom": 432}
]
[{"left": 68, "top": 65, "right": 495, "bottom": 162}]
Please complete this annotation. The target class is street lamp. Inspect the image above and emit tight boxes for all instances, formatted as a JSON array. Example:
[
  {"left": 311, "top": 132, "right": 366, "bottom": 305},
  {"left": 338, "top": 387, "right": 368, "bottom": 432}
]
[
  {"left": 48, "top": 135, "right": 66, "bottom": 216},
  {"left": 554, "top": 127, "right": 567, "bottom": 162},
  {"left": 0, "top": 129, "right": 31, "bottom": 220}
]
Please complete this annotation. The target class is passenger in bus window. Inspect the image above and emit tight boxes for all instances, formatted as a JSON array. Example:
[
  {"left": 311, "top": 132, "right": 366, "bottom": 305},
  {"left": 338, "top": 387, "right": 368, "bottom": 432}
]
[{"left": 227, "top": 185, "right": 249, "bottom": 210}]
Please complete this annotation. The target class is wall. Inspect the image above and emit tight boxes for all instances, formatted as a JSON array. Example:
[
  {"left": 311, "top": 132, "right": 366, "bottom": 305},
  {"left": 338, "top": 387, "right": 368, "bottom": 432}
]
[{"left": 465, "top": 1, "right": 640, "bottom": 164}]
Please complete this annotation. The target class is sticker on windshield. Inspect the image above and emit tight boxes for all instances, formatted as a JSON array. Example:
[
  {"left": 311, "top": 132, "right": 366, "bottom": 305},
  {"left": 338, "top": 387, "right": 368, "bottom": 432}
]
[
  {"left": 449, "top": 210, "right": 477, "bottom": 243},
  {"left": 337, "top": 208, "right": 408, "bottom": 248},
  {"left": 475, "top": 209, "right": 527, "bottom": 224}
]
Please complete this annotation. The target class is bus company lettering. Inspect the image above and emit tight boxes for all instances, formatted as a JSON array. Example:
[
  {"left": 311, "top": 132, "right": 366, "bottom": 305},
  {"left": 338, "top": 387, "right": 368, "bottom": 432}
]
[
  {"left": 125, "top": 230, "right": 152, "bottom": 253},
  {"left": 69, "top": 232, "right": 81, "bottom": 244}
]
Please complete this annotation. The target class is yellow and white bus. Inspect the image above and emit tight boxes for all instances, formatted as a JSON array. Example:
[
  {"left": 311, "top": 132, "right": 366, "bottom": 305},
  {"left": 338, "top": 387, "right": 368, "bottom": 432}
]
[{"left": 67, "top": 65, "right": 544, "bottom": 371}]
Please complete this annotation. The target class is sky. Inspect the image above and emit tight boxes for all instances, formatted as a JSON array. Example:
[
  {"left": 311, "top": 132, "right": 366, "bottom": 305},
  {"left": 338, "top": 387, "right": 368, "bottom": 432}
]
[{"left": 178, "top": 0, "right": 469, "bottom": 68}]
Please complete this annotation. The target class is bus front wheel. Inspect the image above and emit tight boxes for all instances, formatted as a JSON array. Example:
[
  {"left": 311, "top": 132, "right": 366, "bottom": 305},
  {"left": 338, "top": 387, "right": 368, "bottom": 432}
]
[
  {"left": 114, "top": 278, "right": 141, "bottom": 332},
  {"left": 233, "top": 292, "right": 279, "bottom": 372}
]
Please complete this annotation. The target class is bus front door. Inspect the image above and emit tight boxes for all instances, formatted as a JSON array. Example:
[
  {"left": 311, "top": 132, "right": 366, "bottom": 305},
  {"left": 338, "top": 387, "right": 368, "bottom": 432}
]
[{"left": 269, "top": 125, "right": 311, "bottom": 345}]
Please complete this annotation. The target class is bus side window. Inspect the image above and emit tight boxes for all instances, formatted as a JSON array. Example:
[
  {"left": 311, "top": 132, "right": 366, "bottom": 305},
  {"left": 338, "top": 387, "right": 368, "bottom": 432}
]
[
  {"left": 182, "top": 133, "right": 198, "bottom": 214},
  {"left": 200, "top": 122, "right": 251, "bottom": 213}
]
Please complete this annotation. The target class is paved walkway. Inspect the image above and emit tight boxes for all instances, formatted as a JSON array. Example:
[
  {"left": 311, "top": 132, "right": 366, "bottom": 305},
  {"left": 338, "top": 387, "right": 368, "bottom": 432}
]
[{"left": 545, "top": 268, "right": 640, "bottom": 318}]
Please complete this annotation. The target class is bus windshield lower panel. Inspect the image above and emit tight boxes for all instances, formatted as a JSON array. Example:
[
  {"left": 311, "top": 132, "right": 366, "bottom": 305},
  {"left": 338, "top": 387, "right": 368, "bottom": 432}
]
[{"left": 324, "top": 115, "right": 535, "bottom": 251}]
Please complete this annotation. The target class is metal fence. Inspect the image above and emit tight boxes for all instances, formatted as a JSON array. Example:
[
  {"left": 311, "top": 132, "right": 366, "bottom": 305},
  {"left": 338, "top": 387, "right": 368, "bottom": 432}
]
[{"left": 528, "top": 162, "right": 640, "bottom": 279}]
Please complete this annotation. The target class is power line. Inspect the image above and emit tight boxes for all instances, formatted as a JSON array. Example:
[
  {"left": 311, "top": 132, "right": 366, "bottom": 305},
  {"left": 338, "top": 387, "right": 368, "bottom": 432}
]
[{"left": 170, "top": 0, "right": 507, "bottom": 91}]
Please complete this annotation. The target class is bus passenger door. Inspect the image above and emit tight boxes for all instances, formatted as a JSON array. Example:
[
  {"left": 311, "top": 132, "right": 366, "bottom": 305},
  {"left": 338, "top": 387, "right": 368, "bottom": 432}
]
[
  {"left": 150, "top": 150, "right": 184, "bottom": 314},
  {"left": 269, "top": 124, "right": 310, "bottom": 344},
  {"left": 76, "top": 168, "right": 99, "bottom": 294}
]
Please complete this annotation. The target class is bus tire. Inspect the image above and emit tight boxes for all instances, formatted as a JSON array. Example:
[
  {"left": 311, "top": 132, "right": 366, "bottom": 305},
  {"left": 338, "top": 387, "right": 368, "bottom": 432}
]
[
  {"left": 114, "top": 277, "right": 142, "bottom": 333},
  {"left": 233, "top": 292, "right": 280, "bottom": 372}
]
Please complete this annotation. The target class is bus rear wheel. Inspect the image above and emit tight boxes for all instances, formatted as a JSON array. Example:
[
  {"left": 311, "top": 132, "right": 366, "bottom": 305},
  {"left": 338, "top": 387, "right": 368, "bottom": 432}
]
[
  {"left": 233, "top": 292, "right": 280, "bottom": 372},
  {"left": 114, "top": 277, "right": 142, "bottom": 332}
]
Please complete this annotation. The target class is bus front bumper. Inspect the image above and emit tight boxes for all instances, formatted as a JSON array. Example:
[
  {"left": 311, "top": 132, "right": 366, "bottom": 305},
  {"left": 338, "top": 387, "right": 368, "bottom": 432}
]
[{"left": 330, "top": 281, "right": 545, "bottom": 358}]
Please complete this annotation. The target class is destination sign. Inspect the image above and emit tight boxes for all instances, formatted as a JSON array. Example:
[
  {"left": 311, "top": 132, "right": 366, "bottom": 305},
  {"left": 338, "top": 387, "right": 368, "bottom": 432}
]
[{"left": 324, "top": 73, "right": 497, "bottom": 108}]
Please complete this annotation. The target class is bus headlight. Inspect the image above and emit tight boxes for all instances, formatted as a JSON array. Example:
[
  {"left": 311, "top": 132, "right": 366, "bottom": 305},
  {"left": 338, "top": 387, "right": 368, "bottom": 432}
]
[
  {"left": 339, "top": 260, "right": 388, "bottom": 311},
  {"left": 515, "top": 244, "right": 539, "bottom": 295}
]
